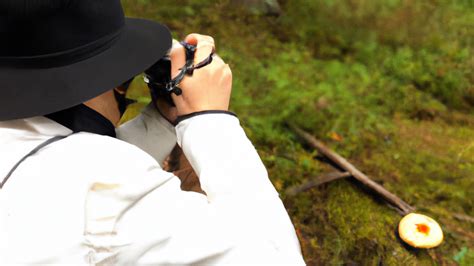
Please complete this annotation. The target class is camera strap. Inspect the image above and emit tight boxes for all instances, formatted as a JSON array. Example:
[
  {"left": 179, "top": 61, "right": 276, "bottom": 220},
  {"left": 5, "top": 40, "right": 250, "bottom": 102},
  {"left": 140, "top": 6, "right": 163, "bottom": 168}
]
[{"left": 163, "top": 41, "right": 215, "bottom": 96}]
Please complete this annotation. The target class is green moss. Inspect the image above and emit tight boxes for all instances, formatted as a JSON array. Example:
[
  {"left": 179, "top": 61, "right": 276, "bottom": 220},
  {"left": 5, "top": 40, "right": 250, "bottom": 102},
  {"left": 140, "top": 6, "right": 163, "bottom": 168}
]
[{"left": 120, "top": 0, "right": 473, "bottom": 264}]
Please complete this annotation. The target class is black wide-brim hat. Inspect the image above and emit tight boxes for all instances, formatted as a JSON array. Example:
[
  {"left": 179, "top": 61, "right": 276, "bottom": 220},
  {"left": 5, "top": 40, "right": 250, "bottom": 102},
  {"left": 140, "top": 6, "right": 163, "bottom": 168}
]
[{"left": 0, "top": 0, "right": 172, "bottom": 121}]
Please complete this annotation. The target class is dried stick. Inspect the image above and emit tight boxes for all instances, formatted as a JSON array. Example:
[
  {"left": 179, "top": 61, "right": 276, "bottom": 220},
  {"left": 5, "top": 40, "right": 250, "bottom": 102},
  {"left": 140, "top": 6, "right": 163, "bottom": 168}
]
[
  {"left": 288, "top": 123, "right": 416, "bottom": 215},
  {"left": 453, "top": 213, "right": 474, "bottom": 223},
  {"left": 286, "top": 171, "right": 351, "bottom": 196}
]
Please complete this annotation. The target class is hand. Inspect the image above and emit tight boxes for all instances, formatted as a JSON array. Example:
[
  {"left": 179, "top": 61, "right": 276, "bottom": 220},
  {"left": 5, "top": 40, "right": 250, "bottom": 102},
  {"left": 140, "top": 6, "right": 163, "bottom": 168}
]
[{"left": 169, "top": 34, "right": 233, "bottom": 116}]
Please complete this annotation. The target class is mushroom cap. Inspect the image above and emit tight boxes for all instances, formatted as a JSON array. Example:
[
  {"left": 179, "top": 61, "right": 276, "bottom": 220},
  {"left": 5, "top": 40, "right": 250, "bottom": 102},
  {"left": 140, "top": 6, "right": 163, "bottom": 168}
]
[{"left": 398, "top": 213, "right": 443, "bottom": 248}]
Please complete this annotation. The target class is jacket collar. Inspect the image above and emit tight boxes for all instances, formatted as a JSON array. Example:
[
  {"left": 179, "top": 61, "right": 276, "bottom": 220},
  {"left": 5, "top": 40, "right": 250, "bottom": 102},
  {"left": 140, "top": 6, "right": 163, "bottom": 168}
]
[
  {"left": 0, "top": 116, "right": 72, "bottom": 138},
  {"left": 0, "top": 104, "right": 116, "bottom": 138}
]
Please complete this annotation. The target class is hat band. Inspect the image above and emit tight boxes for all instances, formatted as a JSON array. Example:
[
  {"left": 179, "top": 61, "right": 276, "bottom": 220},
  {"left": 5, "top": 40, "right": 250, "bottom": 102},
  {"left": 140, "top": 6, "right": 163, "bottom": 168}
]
[{"left": 0, "top": 27, "right": 124, "bottom": 69}]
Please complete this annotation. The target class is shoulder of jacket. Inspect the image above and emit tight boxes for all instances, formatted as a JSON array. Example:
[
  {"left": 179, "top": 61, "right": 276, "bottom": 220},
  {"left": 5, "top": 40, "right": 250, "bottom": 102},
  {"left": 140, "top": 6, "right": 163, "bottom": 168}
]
[{"left": 59, "top": 132, "right": 163, "bottom": 174}]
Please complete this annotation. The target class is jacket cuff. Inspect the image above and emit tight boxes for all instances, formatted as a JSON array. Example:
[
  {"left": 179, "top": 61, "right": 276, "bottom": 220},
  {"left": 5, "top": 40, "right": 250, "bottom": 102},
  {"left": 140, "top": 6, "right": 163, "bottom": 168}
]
[{"left": 175, "top": 110, "right": 237, "bottom": 125}]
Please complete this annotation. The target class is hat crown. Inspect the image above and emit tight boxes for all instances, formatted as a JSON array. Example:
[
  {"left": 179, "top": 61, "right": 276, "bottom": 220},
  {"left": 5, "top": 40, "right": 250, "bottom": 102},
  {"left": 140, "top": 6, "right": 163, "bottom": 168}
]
[
  {"left": 0, "top": 0, "right": 72, "bottom": 17},
  {"left": 0, "top": 0, "right": 125, "bottom": 57}
]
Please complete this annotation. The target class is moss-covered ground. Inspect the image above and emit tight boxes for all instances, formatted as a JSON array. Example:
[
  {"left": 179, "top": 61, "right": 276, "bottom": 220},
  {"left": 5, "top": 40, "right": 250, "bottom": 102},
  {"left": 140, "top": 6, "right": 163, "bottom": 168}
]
[{"left": 121, "top": 0, "right": 473, "bottom": 264}]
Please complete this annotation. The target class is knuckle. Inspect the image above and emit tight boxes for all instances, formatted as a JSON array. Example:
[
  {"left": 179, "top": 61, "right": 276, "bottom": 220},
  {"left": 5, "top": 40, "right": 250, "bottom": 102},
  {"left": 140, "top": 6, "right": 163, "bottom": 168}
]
[
  {"left": 200, "top": 34, "right": 214, "bottom": 42},
  {"left": 196, "top": 34, "right": 209, "bottom": 41},
  {"left": 207, "top": 36, "right": 215, "bottom": 43},
  {"left": 171, "top": 44, "right": 185, "bottom": 53},
  {"left": 198, "top": 42, "right": 214, "bottom": 49}
]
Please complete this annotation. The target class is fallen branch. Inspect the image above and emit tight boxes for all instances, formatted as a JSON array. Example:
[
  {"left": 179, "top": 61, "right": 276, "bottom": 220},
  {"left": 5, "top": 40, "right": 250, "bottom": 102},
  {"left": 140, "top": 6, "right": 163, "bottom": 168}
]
[
  {"left": 286, "top": 171, "right": 351, "bottom": 196},
  {"left": 453, "top": 213, "right": 474, "bottom": 223},
  {"left": 288, "top": 123, "right": 416, "bottom": 215}
]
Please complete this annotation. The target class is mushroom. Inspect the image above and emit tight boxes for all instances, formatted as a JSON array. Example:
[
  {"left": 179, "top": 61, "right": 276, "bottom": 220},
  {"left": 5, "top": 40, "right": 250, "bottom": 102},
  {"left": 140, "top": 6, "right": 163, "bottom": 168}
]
[{"left": 398, "top": 213, "right": 443, "bottom": 248}]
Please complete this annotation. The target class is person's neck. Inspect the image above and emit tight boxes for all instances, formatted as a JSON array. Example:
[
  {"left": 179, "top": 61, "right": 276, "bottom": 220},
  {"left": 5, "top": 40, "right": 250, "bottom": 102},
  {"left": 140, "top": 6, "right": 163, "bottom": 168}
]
[{"left": 83, "top": 90, "right": 120, "bottom": 127}]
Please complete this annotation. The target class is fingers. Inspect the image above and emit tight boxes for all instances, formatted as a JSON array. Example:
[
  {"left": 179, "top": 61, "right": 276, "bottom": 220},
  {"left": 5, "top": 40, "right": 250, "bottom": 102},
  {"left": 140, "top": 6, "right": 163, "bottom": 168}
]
[
  {"left": 184, "top": 33, "right": 216, "bottom": 64},
  {"left": 170, "top": 34, "right": 217, "bottom": 77},
  {"left": 169, "top": 41, "right": 187, "bottom": 79},
  {"left": 194, "top": 42, "right": 214, "bottom": 66},
  {"left": 184, "top": 33, "right": 215, "bottom": 47}
]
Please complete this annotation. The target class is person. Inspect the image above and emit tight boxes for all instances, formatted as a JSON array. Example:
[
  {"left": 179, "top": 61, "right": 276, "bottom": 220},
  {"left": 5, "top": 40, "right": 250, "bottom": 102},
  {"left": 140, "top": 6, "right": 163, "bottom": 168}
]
[{"left": 0, "top": 0, "right": 305, "bottom": 264}]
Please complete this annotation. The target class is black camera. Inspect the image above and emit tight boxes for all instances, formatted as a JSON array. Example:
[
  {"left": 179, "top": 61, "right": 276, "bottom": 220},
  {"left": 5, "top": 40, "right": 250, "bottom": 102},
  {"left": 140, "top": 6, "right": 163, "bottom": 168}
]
[
  {"left": 144, "top": 41, "right": 215, "bottom": 107},
  {"left": 144, "top": 53, "right": 176, "bottom": 106}
]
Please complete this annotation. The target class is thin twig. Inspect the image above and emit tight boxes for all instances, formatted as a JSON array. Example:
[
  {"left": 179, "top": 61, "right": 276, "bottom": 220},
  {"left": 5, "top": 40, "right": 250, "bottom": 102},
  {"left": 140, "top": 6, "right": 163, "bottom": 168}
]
[
  {"left": 286, "top": 171, "right": 351, "bottom": 196},
  {"left": 288, "top": 123, "right": 416, "bottom": 215}
]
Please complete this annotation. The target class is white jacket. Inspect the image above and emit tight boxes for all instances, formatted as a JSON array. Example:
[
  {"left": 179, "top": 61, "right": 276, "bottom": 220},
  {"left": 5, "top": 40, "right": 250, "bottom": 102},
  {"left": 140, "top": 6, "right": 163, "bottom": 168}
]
[{"left": 0, "top": 105, "right": 305, "bottom": 265}]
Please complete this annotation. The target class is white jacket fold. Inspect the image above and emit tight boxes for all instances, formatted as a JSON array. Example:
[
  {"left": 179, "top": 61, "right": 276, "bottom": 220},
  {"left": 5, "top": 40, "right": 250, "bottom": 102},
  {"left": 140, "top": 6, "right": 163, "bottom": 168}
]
[{"left": 0, "top": 105, "right": 305, "bottom": 265}]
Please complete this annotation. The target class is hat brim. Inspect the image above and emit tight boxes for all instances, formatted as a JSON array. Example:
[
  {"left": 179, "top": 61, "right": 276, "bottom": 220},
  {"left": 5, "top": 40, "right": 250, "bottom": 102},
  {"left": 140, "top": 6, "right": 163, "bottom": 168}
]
[{"left": 0, "top": 18, "right": 172, "bottom": 121}]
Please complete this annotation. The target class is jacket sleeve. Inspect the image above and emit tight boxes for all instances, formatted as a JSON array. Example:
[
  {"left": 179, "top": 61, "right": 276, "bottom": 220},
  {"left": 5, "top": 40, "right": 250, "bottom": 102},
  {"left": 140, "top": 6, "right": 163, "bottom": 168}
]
[
  {"left": 159, "top": 114, "right": 305, "bottom": 264},
  {"left": 115, "top": 104, "right": 177, "bottom": 168}
]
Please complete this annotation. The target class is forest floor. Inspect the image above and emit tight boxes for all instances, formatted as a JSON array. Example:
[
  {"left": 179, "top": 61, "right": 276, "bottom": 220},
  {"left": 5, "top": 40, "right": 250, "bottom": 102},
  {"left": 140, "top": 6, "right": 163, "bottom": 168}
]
[{"left": 121, "top": 1, "right": 473, "bottom": 264}]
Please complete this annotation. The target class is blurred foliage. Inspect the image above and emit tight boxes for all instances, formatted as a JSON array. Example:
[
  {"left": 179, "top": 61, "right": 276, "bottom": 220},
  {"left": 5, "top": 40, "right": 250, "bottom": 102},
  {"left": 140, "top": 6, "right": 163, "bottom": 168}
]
[{"left": 121, "top": 0, "right": 473, "bottom": 264}]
